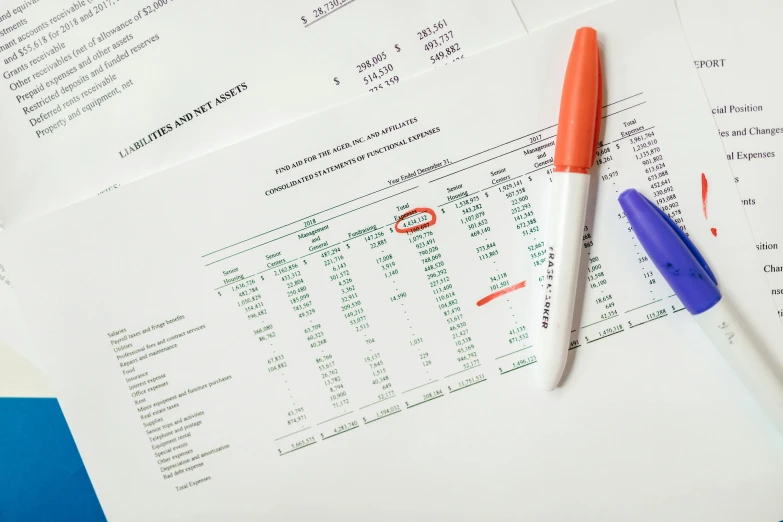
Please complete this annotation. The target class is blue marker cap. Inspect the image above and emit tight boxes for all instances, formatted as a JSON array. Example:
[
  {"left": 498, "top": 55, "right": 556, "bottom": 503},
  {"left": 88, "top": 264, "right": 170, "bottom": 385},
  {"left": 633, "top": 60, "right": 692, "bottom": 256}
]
[{"left": 618, "top": 189, "right": 722, "bottom": 315}]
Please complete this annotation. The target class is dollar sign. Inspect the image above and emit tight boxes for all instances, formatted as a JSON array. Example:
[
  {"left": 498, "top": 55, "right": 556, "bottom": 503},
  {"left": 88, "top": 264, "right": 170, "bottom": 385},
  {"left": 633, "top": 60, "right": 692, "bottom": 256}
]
[
  {"left": 395, "top": 44, "right": 401, "bottom": 52},
  {"left": 333, "top": 77, "right": 340, "bottom": 85},
  {"left": 301, "top": 15, "right": 307, "bottom": 24}
]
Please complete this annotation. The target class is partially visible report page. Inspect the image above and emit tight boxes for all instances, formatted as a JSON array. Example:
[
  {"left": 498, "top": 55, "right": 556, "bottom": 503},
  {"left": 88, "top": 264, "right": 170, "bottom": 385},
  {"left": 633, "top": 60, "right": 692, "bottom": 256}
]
[
  {"left": 0, "top": 0, "right": 524, "bottom": 225},
  {"left": 512, "top": 0, "right": 783, "bottom": 319},
  {"left": 3, "top": 0, "right": 783, "bottom": 520},
  {"left": 676, "top": 0, "right": 783, "bottom": 319},
  {"left": 0, "top": 221, "right": 32, "bottom": 367},
  {"left": 0, "top": 252, "right": 33, "bottom": 365},
  {"left": 0, "top": 222, "right": 50, "bottom": 396}
]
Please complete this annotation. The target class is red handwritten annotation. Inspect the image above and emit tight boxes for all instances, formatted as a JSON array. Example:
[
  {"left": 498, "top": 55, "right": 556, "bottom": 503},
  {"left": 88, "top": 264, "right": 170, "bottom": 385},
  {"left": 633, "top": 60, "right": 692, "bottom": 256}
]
[
  {"left": 701, "top": 172, "right": 717, "bottom": 236},
  {"left": 701, "top": 172, "right": 709, "bottom": 219},
  {"left": 476, "top": 280, "right": 527, "bottom": 307},
  {"left": 394, "top": 208, "right": 437, "bottom": 234}
]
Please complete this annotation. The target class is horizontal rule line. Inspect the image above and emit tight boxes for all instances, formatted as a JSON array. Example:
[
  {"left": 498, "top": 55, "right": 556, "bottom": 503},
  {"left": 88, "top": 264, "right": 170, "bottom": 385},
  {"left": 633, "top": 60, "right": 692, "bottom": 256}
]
[
  {"left": 364, "top": 410, "right": 402, "bottom": 425},
  {"left": 359, "top": 396, "right": 395, "bottom": 410},
  {"left": 499, "top": 360, "right": 535, "bottom": 375},
  {"left": 624, "top": 299, "right": 662, "bottom": 313},
  {"left": 602, "top": 101, "right": 646, "bottom": 120},
  {"left": 279, "top": 442, "right": 316, "bottom": 456},
  {"left": 443, "top": 364, "right": 481, "bottom": 379},
  {"left": 610, "top": 126, "right": 656, "bottom": 144},
  {"left": 321, "top": 426, "right": 359, "bottom": 440},
  {"left": 629, "top": 313, "right": 668, "bottom": 328},
  {"left": 304, "top": 0, "right": 359, "bottom": 28},
  {"left": 449, "top": 379, "right": 486, "bottom": 393},
  {"left": 402, "top": 380, "right": 438, "bottom": 394},
  {"left": 406, "top": 394, "right": 444, "bottom": 409},
  {"left": 580, "top": 315, "right": 617, "bottom": 329},
  {"left": 603, "top": 92, "right": 643, "bottom": 109},
  {"left": 495, "top": 346, "right": 532, "bottom": 360},
  {"left": 586, "top": 329, "right": 624, "bottom": 344},
  {"left": 316, "top": 411, "right": 355, "bottom": 426},
  {"left": 273, "top": 426, "right": 311, "bottom": 441}
]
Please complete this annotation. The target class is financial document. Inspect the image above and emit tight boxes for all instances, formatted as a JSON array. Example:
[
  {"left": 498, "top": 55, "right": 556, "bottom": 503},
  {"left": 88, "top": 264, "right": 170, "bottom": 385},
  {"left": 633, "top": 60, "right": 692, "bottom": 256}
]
[
  {"left": 2, "top": 0, "right": 783, "bottom": 520},
  {"left": 512, "top": 0, "right": 783, "bottom": 319},
  {"left": 0, "top": 0, "right": 524, "bottom": 368},
  {"left": 0, "top": 0, "right": 524, "bottom": 225}
]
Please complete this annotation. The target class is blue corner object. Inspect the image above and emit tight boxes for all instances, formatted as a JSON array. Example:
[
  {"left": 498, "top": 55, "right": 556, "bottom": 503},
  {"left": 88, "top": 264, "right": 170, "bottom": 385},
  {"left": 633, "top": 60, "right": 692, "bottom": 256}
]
[{"left": 0, "top": 398, "right": 105, "bottom": 522}]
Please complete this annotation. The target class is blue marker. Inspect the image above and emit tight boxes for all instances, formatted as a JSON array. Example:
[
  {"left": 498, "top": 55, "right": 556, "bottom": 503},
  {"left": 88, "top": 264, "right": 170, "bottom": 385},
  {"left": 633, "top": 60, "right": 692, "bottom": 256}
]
[{"left": 619, "top": 188, "right": 783, "bottom": 435}]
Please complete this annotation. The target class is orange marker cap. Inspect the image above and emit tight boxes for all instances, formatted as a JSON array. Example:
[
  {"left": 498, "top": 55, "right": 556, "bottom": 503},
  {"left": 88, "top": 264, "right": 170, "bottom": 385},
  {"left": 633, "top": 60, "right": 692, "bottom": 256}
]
[{"left": 553, "top": 27, "right": 603, "bottom": 174}]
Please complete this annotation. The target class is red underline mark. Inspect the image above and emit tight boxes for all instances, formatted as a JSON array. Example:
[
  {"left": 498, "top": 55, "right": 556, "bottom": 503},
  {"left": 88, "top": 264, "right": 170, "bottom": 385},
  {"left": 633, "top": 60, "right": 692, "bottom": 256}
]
[
  {"left": 701, "top": 172, "right": 709, "bottom": 219},
  {"left": 702, "top": 172, "right": 717, "bottom": 236},
  {"left": 476, "top": 280, "right": 527, "bottom": 307},
  {"left": 394, "top": 207, "right": 437, "bottom": 234}
]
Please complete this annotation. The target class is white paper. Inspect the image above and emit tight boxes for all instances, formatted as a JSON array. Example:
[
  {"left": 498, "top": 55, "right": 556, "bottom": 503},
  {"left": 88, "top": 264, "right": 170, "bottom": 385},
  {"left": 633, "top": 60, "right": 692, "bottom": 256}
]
[
  {"left": 0, "top": 0, "right": 525, "bottom": 371},
  {"left": 512, "top": 0, "right": 783, "bottom": 320},
  {"left": 0, "top": 253, "right": 33, "bottom": 363},
  {"left": 677, "top": 0, "right": 783, "bottom": 319},
  {"left": 3, "top": 0, "right": 783, "bottom": 520},
  {"left": 0, "top": 0, "right": 524, "bottom": 226},
  {"left": 0, "top": 220, "right": 50, "bottom": 396},
  {"left": 0, "top": 338, "right": 52, "bottom": 397}
]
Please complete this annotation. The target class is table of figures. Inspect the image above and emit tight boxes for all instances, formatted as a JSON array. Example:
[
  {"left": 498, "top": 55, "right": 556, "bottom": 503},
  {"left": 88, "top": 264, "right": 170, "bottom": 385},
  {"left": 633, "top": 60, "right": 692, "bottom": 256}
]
[{"left": 204, "top": 92, "right": 686, "bottom": 456}]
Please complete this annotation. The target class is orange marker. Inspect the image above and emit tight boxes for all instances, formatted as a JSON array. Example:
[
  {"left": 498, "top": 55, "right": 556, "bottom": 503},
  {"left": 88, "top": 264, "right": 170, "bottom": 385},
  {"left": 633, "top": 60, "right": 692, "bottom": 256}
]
[{"left": 537, "top": 27, "right": 602, "bottom": 390}]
